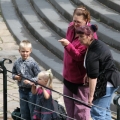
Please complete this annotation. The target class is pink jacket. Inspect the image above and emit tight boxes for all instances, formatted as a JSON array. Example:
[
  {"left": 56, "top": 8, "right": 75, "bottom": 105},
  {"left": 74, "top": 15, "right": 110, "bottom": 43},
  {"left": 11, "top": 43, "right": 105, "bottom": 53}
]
[{"left": 63, "top": 22, "right": 97, "bottom": 84}]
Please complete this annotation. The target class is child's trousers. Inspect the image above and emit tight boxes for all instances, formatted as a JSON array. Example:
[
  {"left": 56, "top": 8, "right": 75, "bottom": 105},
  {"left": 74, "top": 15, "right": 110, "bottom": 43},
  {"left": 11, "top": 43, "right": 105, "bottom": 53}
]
[{"left": 19, "top": 87, "right": 36, "bottom": 120}]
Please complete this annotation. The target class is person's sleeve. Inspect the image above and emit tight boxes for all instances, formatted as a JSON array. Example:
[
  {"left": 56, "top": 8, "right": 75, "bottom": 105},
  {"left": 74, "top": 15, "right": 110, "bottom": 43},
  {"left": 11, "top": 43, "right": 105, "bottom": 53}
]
[
  {"left": 93, "top": 32, "right": 98, "bottom": 39},
  {"left": 86, "top": 54, "right": 99, "bottom": 78},
  {"left": 65, "top": 22, "right": 87, "bottom": 61},
  {"left": 65, "top": 43, "right": 87, "bottom": 61},
  {"left": 12, "top": 62, "right": 17, "bottom": 80},
  {"left": 65, "top": 22, "right": 74, "bottom": 38},
  {"left": 31, "top": 62, "right": 41, "bottom": 82}
]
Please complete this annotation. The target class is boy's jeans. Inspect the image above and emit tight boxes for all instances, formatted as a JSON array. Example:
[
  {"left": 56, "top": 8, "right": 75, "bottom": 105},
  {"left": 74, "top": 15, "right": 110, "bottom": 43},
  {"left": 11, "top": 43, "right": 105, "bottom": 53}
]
[
  {"left": 19, "top": 88, "right": 36, "bottom": 120},
  {"left": 91, "top": 87, "right": 116, "bottom": 120}
]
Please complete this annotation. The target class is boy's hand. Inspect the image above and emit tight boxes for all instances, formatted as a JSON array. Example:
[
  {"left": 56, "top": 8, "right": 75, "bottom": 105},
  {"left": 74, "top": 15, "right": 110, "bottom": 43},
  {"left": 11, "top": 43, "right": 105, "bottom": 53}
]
[
  {"left": 24, "top": 80, "right": 34, "bottom": 85},
  {"left": 32, "top": 83, "right": 36, "bottom": 88},
  {"left": 58, "top": 38, "right": 70, "bottom": 47},
  {"left": 15, "top": 75, "right": 22, "bottom": 81},
  {"left": 31, "top": 83, "right": 37, "bottom": 94}
]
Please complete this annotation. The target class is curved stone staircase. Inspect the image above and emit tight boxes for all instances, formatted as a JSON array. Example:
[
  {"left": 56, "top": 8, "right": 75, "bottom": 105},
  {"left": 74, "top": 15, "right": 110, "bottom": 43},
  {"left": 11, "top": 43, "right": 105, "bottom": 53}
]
[{"left": 1, "top": 0, "right": 120, "bottom": 117}]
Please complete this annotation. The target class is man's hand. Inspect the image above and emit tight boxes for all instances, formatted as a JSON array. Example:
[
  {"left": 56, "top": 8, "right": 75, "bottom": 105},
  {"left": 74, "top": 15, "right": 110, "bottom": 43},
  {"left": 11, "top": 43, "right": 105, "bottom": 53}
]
[
  {"left": 15, "top": 75, "right": 22, "bottom": 81},
  {"left": 58, "top": 38, "right": 70, "bottom": 47}
]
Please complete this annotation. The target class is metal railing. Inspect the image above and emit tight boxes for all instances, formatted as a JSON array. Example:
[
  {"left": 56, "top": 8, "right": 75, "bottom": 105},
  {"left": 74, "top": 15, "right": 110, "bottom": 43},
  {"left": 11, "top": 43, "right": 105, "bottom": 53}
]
[
  {"left": 0, "top": 58, "right": 119, "bottom": 120},
  {"left": 0, "top": 58, "right": 12, "bottom": 120}
]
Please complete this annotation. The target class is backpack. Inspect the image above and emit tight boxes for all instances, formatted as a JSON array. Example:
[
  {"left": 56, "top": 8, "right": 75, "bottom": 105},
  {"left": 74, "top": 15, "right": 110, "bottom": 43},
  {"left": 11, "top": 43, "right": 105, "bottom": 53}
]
[
  {"left": 53, "top": 100, "right": 67, "bottom": 120},
  {"left": 11, "top": 100, "right": 67, "bottom": 120},
  {"left": 11, "top": 107, "right": 21, "bottom": 120}
]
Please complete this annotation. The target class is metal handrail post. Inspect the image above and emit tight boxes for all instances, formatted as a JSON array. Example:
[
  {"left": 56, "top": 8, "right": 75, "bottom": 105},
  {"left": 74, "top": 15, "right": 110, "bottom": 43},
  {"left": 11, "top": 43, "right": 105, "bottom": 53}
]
[
  {"left": 0, "top": 58, "right": 12, "bottom": 120},
  {"left": 113, "top": 94, "right": 120, "bottom": 120}
]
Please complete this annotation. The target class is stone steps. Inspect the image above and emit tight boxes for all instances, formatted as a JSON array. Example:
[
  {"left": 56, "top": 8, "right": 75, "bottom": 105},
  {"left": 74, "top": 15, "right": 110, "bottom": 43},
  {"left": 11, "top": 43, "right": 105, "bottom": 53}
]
[
  {"left": 1, "top": 0, "right": 120, "bottom": 81},
  {"left": 30, "top": 0, "right": 68, "bottom": 38},
  {"left": 0, "top": 0, "right": 63, "bottom": 81},
  {"left": 1, "top": 0, "right": 120, "bottom": 84},
  {"left": 97, "top": 0, "right": 120, "bottom": 13},
  {"left": 13, "top": 0, "right": 64, "bottom": 60}
]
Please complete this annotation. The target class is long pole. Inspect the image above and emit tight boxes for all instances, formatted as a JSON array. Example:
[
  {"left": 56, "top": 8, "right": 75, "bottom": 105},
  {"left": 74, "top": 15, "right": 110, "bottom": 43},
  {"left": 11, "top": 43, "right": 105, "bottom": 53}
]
[
  {"left": 0, "top": 58, "right": 12, "bottom": 120},
  {"left": 3, "top": 66, "right": 7, "bottom": 120}
]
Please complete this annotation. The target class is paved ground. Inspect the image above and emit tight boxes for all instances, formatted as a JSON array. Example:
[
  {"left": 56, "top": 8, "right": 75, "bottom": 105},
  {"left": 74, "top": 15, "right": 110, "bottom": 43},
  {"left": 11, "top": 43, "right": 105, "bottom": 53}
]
[{"left": 0, "top": 14, "right": 64, "bottom": 119}]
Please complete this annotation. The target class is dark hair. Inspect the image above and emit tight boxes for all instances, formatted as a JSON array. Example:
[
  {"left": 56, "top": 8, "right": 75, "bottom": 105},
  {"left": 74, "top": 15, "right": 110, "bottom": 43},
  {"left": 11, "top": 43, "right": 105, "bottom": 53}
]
[
  {"left": 91, "top": 25, "right": 98, "bottom": 32},
  {"left": 73, "top": 5, "right": 91, "bottom": 22},
  {"left": 76, "top": 24, "right": 98, "bottom": 35}
]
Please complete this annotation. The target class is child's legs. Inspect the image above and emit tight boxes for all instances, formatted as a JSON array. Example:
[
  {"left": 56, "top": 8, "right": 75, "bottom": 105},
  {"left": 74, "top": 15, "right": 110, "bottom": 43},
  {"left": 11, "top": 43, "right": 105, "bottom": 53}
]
[
  {"left": 19, "top": 88, "right": 31, "bottom": 120},
  {"left": 91, "top": 87, "right": 116, "bottom": 120},
  {"left": 73, "top": 86, "right": 90, "bottom": 120},
  {"left": 29, "top": 94, "right": 37, "bottom": 119},
  {"left": 63, "top": 85, "right": 74, "bottom": 120}
]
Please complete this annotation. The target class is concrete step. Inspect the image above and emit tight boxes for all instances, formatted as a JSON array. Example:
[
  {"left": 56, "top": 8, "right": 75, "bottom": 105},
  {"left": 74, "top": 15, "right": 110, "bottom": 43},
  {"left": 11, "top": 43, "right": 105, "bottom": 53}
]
[
  {"left": 1, "top": 0, "right": 63, "bottom": 81},
  {"left": 48, "top": 0, "right": 73, "bottom": 22},
  {"left": 30, "top": 0, "right": 68, "bottom": 38},
  {"left": 13, "top": 0, "right": 64, "bottom": 60},
  {"left": 97, "top": 0, "right": 120, "bottom": 13},
  {"left": 71, "top": 0, "right": 120, "bottom": 31}
]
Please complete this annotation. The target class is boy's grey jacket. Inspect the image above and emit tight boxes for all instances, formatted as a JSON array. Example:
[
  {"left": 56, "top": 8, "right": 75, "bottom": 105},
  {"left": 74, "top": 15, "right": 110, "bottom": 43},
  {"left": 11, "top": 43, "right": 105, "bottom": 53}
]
[{"left": 12, "top": 57, "right": 40, "bottom": 88}]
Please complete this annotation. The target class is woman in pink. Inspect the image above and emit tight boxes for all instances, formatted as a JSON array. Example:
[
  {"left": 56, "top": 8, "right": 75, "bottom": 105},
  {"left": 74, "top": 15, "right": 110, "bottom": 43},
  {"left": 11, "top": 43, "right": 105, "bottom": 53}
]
[{"left": 59, "top": 6, "right": 97, "bottom": 120}]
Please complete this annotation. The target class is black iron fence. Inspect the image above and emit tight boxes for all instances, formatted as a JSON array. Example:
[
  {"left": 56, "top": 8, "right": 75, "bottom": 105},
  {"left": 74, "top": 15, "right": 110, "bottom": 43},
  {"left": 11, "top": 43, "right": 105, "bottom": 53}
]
[{"left": 0, "top": 58, "right": 119, "bottom": 120}]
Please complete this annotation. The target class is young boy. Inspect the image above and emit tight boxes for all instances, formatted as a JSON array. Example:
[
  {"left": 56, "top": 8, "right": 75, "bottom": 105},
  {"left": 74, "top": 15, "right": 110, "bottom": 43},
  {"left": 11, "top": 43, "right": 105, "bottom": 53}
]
[{"left": 12, "top": 40, "right": 40, "bottom": 120}]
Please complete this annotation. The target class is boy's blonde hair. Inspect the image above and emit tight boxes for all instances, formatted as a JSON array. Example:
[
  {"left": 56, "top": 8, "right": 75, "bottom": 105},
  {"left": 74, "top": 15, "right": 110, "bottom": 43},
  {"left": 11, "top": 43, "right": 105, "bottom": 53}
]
[
  {"left": 19, "top": 40, "right": 32, "bottom": 49},
  {"left": 37, "top": 69, "right": 53, "bottom": 89}
]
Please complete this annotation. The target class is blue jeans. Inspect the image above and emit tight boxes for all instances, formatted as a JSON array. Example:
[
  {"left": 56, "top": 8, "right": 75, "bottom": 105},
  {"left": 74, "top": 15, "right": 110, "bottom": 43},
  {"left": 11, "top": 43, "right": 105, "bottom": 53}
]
[
  {"left": 91, "top": 87, "right": 116, "bottom": 120},
  {"left": 19, "top": 88, "right": 36, "bottom": 120}
]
